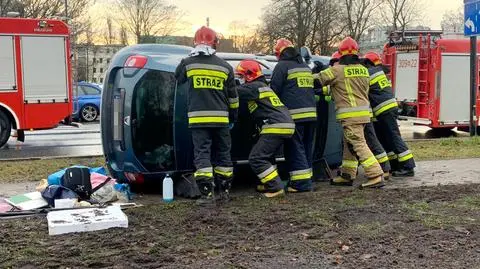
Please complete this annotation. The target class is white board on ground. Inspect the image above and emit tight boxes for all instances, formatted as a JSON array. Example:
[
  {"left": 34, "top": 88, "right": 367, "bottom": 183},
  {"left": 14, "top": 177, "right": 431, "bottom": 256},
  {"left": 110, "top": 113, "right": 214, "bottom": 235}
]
[{"left": 47, "top": 206, "right": 128, "bottom": 236}]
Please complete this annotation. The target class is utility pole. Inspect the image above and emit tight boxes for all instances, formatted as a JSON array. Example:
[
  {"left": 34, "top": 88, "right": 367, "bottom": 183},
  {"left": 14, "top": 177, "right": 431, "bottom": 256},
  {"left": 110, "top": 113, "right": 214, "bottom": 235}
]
[
  {"left": 64, "top": 0, "right": 68, "bottom": 18},
  {"left": 206, "top": 17, "right": 210, "bottom": 27}
]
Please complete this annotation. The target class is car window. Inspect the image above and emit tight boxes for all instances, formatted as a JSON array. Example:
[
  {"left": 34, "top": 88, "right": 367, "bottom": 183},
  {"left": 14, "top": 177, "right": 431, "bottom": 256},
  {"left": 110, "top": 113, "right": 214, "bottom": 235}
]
[{"left": 81, "top": 86, "right": 100, "bottom": 95}]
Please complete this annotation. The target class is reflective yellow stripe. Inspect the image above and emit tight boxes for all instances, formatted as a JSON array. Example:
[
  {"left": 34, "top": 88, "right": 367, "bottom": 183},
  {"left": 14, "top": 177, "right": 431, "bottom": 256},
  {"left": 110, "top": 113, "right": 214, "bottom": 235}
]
[
  {"left": 194, "top": 172, "right": 213, "bottom": 178},
  {"left": 370, "top": 74, "right": 388, "bottom": 85},
  {"left": 287, "top": 72, "right": 313, "bottom": 80},
  {"left": 186, "top": 69, "right": 228, "bottom": 79},
  {"left": 341, "top": 160, "right": 358, "bottom": 168},
  {"left": 259, "top": 91, "right": 277, "bottom": 99},
  {"left": 398, "top": 153, "right": 414, "bottom": 162},
  {"left": 361, "top": 156, "right": 378, "bottom": 168},
  {"left": 214, "top": 169, "right": 233, "bottom": 177},
  {"left": 345, "top": 79, "right": 357, "bottom": 107},
  {"left": 229, "top": 102, "right": 239, "bottom": 109},
  {"left": 189, "top": 117, "right": 229, "bottom": 124},
  {"left": 322, "top": 68, "right": 335, "bottom": 79},
  {"left": 388, "top": 153, "right": 398, "bottom": 160},
  {"left": 322, "top": 86, "right": 330, "bottom": 95},
  {"left": 377, "top": 156, "right": 389, "bottom": 164},
  {"left": 336, "top": 110, "right": 371, "bottom": 120},
  {"left": 260, "top": 170, "right": 279, "bottom": 184},
  {"left": 248, "top": 101, "right": 258, "bottom": 113},
  {"left": 292, "top": 112, "right": 317, "bottom": 120},
  {"left": 374, "top": 102, "right": 398, "bottom": 116},
  {"left": 260, "top": 128, "right": 295, "bottom": 135},
  {"left": 291, "top": 171, "right": 313, "bottom": 181}
]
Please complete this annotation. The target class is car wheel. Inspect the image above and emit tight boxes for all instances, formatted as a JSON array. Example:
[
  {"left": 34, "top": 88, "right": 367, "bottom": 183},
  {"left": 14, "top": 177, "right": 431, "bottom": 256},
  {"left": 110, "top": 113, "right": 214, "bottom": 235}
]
[
  {"left": 80, "top": 105, "right": 99, "bottom": 122},
  {"left": 0, "top": 110, "right": 11, "bottom": 148}
]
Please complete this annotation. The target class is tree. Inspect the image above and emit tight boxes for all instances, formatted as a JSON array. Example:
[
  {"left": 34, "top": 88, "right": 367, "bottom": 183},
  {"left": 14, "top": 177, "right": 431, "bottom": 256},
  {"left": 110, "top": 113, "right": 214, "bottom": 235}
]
[
  {"left": 115, "top": 0, "right": 182, "bottom": 44},
  {"left": 441, "top": 7, "right": 463, "bottom": 33},
  {"left": 119, "top": 24, "right": 129, "bottom": 46},
  {"left": 103, "top": 17, "right": 116, "bottom": 45},
  {"left": 343, "top": 0, "right": 382, "bottom": 40},
  {"left": 382, "top": 0, "right": 425, "bottom": 31}
]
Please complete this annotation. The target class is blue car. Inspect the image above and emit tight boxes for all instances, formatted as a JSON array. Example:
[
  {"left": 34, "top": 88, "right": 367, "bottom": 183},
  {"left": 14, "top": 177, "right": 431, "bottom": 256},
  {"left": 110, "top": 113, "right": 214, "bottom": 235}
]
[{"left": 72, "top": 82, "right": 102, "bottom": 122}]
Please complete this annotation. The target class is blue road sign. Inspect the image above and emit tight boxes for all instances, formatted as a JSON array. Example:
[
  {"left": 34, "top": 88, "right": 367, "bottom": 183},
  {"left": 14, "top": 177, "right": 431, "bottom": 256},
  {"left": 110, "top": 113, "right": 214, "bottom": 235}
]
[{"left": 465, "top": 0, "right": 480, "bottom": 36}]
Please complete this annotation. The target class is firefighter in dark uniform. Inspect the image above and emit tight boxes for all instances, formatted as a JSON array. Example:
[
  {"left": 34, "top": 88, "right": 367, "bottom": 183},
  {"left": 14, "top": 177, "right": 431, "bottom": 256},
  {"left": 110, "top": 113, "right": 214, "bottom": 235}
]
[
  {"left": 363, "top": 51, "right": 415, "bottom": 177},
  {"left": 270, "top": 38, "right": 317, "bottom": 192},
  {"left": 235, "top": 59, "right": 295, "bottom": 198},
  {"left": 314, "top": 37, "right": 384, "bottom": 188},
  {"left": 175, "top": 26, "right": 239, "bottom": 200}
]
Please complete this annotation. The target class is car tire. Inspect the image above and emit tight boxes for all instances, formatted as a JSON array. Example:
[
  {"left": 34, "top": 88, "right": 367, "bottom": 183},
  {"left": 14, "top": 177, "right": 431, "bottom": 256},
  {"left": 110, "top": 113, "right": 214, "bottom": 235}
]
[
  {"left": 80, "top": 105, "right": 99, "bottom": 122},
  {"left": 0, "top": 110, "right": 11, "bottom": 148}
]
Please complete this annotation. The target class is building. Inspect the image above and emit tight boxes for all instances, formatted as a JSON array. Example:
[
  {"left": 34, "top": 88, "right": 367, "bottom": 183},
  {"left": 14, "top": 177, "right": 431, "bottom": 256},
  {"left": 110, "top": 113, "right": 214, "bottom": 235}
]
[{"left": 74, "top": 44, "right": 125, "bottom": 83}]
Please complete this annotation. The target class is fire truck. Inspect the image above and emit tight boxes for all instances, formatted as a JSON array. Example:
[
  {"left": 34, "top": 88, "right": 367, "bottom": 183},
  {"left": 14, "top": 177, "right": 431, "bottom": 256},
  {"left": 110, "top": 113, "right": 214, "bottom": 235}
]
[
  {"left": 382, "top": 30, "right": 480, "bottom": 132},
  {"left": 0, "top": 17, "right": 73, "bottom": 148}
]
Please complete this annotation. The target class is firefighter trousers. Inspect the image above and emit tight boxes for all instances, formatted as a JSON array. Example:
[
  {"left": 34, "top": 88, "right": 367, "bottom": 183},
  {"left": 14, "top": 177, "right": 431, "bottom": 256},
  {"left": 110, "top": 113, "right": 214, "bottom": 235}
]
[
  {"left": 191, "top": 128, "right": 234, "bottom": 184},
  {"left": 249, "top": 135, "right": 285, "bottom": 191},
  {"left": 341, "top": 123, "right": 384, "bottom": 180},
  {"left": 373, "top": 109, "right": 416, "bottom": 171},
  {"left": 284, "top": 122, "right": 316, "bottom": 191},
  {"left": 364, "top": 122, "right": 391, "bottom": 173}
]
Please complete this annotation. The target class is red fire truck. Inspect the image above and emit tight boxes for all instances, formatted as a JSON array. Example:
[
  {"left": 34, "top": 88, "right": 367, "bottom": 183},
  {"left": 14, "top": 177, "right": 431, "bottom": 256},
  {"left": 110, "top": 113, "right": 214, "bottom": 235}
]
[
  {"left": 382, "top": 30, "right": 480, "bottom": 132},
  {"left": 0, "top": 17, "right": 73, "bottom": 148}
]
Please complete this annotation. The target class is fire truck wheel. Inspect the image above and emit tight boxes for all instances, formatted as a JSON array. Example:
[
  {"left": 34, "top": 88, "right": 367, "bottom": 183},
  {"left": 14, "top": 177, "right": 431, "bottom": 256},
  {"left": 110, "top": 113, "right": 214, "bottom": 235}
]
[
  {"left": 80, "top": 105, "right": 99, "bottom": 122},
  {"left": 0, "top": 110, "right": 11, "bottom": 148}
]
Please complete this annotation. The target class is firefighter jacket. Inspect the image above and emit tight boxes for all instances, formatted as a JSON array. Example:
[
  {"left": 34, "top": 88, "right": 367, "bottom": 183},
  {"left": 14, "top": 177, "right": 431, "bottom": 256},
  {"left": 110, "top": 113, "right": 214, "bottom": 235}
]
[
  {"left": 368, "top": 65, "right": 398, "bottom": 117},
  {"left": 175, "top": 54, "right": 239, "bottom": 128},
  {"left": 315, "top": 63, "right": 372, "bottom": 124},
  {"left": 270, "top": 48, "right": 317, "bottom": 123},
  {"left": 237, "top": 79, "right": 295, "bottom": 137}
]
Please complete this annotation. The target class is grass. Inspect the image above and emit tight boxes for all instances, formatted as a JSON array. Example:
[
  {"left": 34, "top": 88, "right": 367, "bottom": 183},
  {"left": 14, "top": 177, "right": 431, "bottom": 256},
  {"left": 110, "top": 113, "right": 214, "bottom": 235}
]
[
  {"left": 1, "top": 137, "right": 480, "bottom": 183},
  {"left": 0, "top": 157, "right": 105, "bottom": 183}
]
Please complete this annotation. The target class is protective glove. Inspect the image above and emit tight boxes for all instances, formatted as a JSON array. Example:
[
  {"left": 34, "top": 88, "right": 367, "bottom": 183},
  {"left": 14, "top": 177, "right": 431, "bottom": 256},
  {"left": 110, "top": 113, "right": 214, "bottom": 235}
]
[
  {"left": 312, "top": 61, "right": 327, "bottom": 73},
  {"left": 228, "top": 123, "right": 235, "bottom": 130}
]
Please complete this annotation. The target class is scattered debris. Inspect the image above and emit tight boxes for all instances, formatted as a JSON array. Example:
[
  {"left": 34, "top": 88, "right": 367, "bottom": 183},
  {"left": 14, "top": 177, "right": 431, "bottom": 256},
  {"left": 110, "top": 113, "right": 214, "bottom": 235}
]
[{"left": 5, "top": 191, "right": 48, "bottom": 210}]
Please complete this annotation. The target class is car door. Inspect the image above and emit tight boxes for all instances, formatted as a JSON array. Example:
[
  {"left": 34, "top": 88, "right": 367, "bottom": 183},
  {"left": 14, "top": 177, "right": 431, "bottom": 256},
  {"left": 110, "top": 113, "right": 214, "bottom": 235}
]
[{"left": 79, "top": 85, "right": 101, "bottom": 108}]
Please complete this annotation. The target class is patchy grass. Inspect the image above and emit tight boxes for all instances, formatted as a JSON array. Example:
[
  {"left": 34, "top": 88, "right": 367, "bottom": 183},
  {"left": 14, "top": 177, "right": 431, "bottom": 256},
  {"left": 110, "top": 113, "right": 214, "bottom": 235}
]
[
  {"left": 408, "top": 137, "right": 480, "bottom": 161},
  {"left": 0, "top": 157, "right": 105, "bottom": 183}
]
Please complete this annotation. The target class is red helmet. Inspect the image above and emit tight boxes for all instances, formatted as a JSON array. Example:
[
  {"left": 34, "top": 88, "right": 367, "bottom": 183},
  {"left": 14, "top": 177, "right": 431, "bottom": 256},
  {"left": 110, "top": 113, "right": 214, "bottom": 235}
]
[
  {"left": 338, "top": 37, "right": 359, "bottom": 56},
  {"left": 194, "top": 26, "right": 219, "bottom": 49},
  {"left": 274, "top": 38, "right": 294, "bottom": 59},
  {"left": 331, "top": 51, "right": 341, "bottom": 61},
  {"left": 363, "top": 51, "right": 382, "bottom": 65},
  {"left": 236, "top": 59, "right": 263, "bottom": 82}
]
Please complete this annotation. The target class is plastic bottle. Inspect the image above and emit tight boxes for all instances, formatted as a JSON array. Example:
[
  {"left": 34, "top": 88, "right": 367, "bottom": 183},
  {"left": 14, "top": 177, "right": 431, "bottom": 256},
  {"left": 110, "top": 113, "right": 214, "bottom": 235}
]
[{"left": 163, "top": 174, "right": 174, "bottom": 203}]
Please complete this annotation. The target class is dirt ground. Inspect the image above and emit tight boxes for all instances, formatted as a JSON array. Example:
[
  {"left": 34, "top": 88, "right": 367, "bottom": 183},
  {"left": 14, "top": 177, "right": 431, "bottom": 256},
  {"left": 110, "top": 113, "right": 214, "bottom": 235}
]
[{"left": 1, "top": 181, "right": 479, "bottom": 269}]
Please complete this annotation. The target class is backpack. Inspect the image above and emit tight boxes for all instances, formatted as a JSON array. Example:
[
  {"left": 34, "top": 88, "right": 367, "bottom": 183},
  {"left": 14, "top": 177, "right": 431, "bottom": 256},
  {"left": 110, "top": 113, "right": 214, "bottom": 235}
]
[{"left": 61, "top": 167, "right": 92, "bottom": 199}]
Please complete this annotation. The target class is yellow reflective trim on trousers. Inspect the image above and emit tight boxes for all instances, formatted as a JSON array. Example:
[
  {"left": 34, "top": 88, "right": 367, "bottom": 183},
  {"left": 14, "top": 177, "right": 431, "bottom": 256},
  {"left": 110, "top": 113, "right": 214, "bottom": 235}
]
[
  {"left": 259, "top": 91, "right": 277, "bottom": 99},
  {"left": 287, "top": 72, "right": 313, "bottom": 80},
  {"left": 388, "top": 154, "right": 398, "bottom": 160},
  {"left": 189, "top": 116, "right": 229, "bottom": 124},
  {"left": 229, "top": 102, "right": 239, "bottom": 109},
  {"left": 345, "top": 79, "right": 357, "bottom": 107},
  {"left": 214, "top": 169, "right": 233, "bottom": 177},
  {"left": 291, "top": 171, "right": 313, "bottom": 181},
  {"left": 260, "top": 128, "right": 295, "bottom": 135},
  {"left": 361, "top": 156, "right": 378, "bottom": 168},
  {"left": 194, "top": 172, "right": 214, "bottom": 178},
  {"left": 398, "top": 153, "right": 414, "bottom": 162},
  {"left": 341, "top": 160, "right": 358, "bottom": 168},
  {"left": 374, "top": 102, "right": 398, "bottom": 116},
  {"left": 260, "top": 170, "right": 279, "bottom": 184},
  {"left": 291, "top": 112, "right": 317, "bottom": 120},
  {"left": 336, "top": 110, "right": 371, "bottom": 120},
  {"left": 186, "top": 69, "right": 228, "bottom": 80},
  {"left": 377, "top": 156, "right": 389, "bottom": 164}
]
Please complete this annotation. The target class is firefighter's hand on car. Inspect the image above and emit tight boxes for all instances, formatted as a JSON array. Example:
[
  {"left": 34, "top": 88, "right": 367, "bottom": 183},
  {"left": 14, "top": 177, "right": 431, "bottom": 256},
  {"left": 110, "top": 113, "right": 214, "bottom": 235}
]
[{"left": 312, "top": 61, "right": 327, "bottom": 73}]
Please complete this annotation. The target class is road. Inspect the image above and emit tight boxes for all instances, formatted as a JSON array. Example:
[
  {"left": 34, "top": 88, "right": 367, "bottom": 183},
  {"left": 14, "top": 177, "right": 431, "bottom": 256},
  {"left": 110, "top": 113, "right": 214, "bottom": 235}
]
[
  {"left": 0, "top": 123, "right": 102, "bottom": 160},
  {"left": 0, "top": 121, "right": 469, "bottom": 160}
]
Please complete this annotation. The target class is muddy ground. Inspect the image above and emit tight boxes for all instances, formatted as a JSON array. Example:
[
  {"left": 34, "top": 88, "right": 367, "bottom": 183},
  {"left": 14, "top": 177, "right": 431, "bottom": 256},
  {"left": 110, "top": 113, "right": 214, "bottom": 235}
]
[{"left": 0, "top": 182, "right": 479, "bottom": 269}]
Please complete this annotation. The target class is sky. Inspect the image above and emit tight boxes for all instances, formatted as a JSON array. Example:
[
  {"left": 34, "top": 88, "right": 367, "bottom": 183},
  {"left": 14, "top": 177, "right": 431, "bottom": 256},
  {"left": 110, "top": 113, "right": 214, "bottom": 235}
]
[{"left": 173, "top": 0, "right": 462, "bottom": 36}]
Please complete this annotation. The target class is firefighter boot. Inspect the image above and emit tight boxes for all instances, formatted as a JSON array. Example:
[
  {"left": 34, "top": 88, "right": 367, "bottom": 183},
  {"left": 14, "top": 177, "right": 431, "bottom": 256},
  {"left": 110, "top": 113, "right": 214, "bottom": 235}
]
[
  {"left": 359, "top": 175, "right": 385, "bottom": 189},
  {"left": 330, "top": 173, "right": 354, "bottom": 186},
  {"left": 215, "top": 175, "right": 233, "bottom": 202},
  {"left": 257, "top": 179, "right": 285, "bottom": 198},
  {"left": 196, "top": 179, "right": 215, "bottom": 205},
  {"left": 287, "top": 180, "right": 313, "bottom": 193},
  {"left": 392, "top": 168, "right": 415, "bottom": 177},
  {"left": 383, "top": 172, "right": 390, "bottom": 181}
]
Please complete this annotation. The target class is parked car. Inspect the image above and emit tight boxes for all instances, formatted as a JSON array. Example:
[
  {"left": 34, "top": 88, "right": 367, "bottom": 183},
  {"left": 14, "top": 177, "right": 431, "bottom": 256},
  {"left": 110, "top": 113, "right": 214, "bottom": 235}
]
[
  {"left": 72, "top": 81, "right": 102, "bottom": 122},
  {"left": 100, "top": 44, "right": 342, "bottom": 183}
]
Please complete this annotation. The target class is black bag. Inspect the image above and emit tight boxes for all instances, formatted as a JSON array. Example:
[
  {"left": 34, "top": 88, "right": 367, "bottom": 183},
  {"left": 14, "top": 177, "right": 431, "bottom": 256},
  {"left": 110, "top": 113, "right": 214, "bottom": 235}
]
[
  {"left": 61, "top": 167, "right": 92, "bottom": 199},
  {"left": 41, "top": 185, "right": 79, "bottom": 207}
]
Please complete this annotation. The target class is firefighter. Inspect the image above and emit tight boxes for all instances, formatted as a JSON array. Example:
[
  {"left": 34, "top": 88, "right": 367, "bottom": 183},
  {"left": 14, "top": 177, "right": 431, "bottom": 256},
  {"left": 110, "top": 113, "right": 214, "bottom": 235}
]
[
  {"left": 363, "top": 51, "right": 416, "bottom": 177},
  {"left": 270, "top": 38, "right": 317, "bottom": 192},
  {"left": 235, "top": 59, "right": 295, "bottom": 197},
  {"left": 313, "top": 37, "right": 384, "bottom": 188},
  {"left": 174, "top": 26, "right": 239, "bottom": 200}
]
